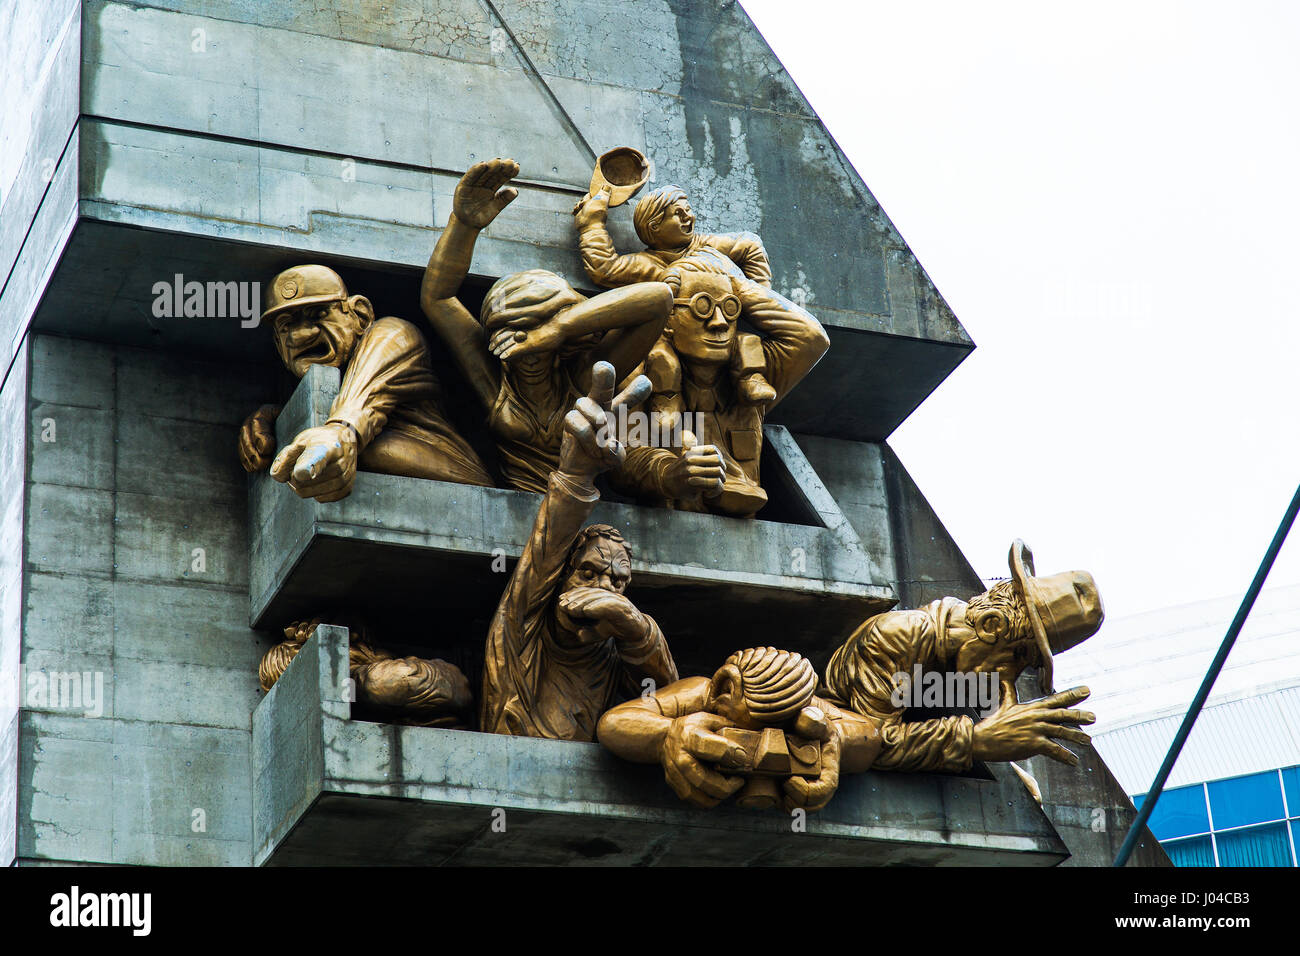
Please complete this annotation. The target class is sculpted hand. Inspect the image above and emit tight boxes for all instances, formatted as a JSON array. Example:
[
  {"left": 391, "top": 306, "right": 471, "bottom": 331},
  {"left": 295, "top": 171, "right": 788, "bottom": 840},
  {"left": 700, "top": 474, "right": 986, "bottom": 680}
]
[
  {"left": 571, "top": 184, "right": 611, "bottom": 229},
  {"left": 452, "top": 158, "right": 520, "bottom": 230},
  {"left": 663, "top": 430, "right": 725, "bottom": 501},
  {"left": 488, "top": 321, "right": 565, "bottom": 362},
  {"left": 556, "top": 587, "right": 647, "bottom": 645},
  {"left": 558, "top": 361, "right": 652, "bottom": 482},
  {"left": 238, "top": 404, "right": 281, "bottom": 472},
  {"left": 783, "top": 724, "right": 843, "bottom": 813},
  {"left": 269, "top": 422, "right": 359, "bottom": 503},
  {"left": 971, "top": 682, "right": 1096, "bottom": 766},
  {"left": 659, "top": 712, "right": 747, "bottom": 809}
]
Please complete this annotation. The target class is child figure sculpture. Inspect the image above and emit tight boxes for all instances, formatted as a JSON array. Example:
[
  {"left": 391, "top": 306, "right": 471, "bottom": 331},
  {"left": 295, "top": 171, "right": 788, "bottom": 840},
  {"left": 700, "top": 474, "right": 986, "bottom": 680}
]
[{"left": 574, "top": 183, "right": 777, "bottom": 429}]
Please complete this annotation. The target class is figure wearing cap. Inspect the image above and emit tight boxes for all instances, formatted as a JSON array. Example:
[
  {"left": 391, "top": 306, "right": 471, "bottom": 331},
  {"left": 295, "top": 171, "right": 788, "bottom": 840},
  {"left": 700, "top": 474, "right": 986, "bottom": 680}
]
[
  {"left": 819, "top": 541, "right": 1105, "bottom": 774},
  {"left": 598, "top": 646, "right": 884, "bottom": 812},
  {"left": 239, "top": 265, "right": 493, "bottom": 500}
]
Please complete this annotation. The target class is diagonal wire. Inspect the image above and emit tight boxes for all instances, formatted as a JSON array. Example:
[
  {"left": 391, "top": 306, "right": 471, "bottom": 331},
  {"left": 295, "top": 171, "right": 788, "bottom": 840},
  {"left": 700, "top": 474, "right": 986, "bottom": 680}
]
[
  {"left": 1113, "top": 480, "right": 1300, "bottom": 866},
  {"left": 479, "top": 0, "right": 598, "bottom": 165}
]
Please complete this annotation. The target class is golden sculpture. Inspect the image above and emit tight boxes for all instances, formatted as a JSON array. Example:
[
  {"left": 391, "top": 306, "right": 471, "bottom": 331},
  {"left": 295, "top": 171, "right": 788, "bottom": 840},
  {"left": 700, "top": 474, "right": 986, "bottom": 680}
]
[
  {"left": 239, "top": 265, "right": 493, "bottom": 501},
  {"left": 588, "top": 146, "right": 651, "bottom": 208},
  {"left": 820, "top": 541, "right": 1104, "bottom": 773},
  {"left": 574, "top": 174, "right": 830, "bottom": 517},
  {"left": 479, "top": 362, "right": 680, "bottom": 740},
  {"left": 420, "top": 159, "right": 674, "bottom": 493},
  {"left": 597, "top": 646, "right": 883, "bottom": 811},
  {"left": 259, "top": 619, "right": 473, "bottom": 728}
]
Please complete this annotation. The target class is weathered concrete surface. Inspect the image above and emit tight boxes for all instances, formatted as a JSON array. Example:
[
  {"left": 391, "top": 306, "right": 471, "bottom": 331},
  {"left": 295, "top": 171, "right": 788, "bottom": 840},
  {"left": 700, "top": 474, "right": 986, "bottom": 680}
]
[
  {"left": 0, "top": 340, "right": 28, "bottom": 867},
  {"left": 248, "top": 366, "right": 895, "bottom": 676},
  {"left": 254, "top": 626, "right": 1068, "bottom": 866},
  {"left": 5, "top": 0, "right": 972, "bottom": 444},
  {"left": 15, "top": 334, "right": 276, "bottom": 865}
]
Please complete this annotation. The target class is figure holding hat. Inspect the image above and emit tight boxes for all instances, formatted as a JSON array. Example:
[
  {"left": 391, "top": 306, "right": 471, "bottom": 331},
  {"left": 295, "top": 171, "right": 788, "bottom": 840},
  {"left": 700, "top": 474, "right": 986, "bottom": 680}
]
[
  {"left": 238, "top": 264, "right": 493, "bottom": 501},
  {"left": 420, "top": 159, "right": 691, "bottom": 494},
  {"left": 819, "top": 541, "right": 1105, "bottom": 773},
  {"left": 574, "top": 182, "right": 780, "bottom": 414}
]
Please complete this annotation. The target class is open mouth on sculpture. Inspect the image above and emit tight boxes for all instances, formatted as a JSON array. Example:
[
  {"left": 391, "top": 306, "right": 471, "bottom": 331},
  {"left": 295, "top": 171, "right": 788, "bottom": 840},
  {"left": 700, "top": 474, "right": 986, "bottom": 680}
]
[{"left": 295, "top": 341, "right": 333, "bottom": 364}]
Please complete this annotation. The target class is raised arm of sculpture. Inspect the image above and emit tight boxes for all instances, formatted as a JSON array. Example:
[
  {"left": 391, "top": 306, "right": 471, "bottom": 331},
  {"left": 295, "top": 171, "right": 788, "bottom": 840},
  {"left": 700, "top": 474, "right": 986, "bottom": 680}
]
[{"left": 419, "top": 160, "right": 513, "bottom": 413}]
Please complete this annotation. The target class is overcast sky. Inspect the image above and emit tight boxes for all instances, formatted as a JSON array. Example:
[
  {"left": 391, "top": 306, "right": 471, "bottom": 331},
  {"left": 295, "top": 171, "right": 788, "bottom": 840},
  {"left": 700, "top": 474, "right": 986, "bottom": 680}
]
[{"left": 740, "top": 0, "right": 1300, "bottom": 623}]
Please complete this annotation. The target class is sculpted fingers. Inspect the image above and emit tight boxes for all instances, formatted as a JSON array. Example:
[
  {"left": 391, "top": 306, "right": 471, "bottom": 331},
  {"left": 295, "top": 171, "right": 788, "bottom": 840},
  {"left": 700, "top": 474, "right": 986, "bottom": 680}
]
[
  {"left": 1039, "top": 724, "right": 1092, "bottom": 747},
  {"left": 1039, "top": 707, "right": 1096, "bottom": 726},
  {"left": 269, "top": 439, "right": 306, "bottom": 483},
  {"left": 670, "top": 751, "right": 744, "bottom": 803},
  {"left": 663, "top": 758, "right": 722, "bottom": 808},
  {"left": 1042, "top": 686, "right": 1092, "bottom": 709},
  {"left": 586, "top": 361, "right": 616, "bottom": 409},
  {"left": 611, "top": 374, "right": 652, "bottom": 414}
]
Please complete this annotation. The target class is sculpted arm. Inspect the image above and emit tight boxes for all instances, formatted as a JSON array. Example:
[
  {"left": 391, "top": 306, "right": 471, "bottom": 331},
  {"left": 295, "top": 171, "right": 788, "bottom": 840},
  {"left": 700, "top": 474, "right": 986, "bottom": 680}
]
[
  {"left": 420, "top": 161, "right": 515, "bottom": 412},
  {"left": 574, "top": 188, "right": 666, "bottom": 288},
  {"left": 734, "top": 281, "right": 829, "bottom": 409},
  {"left": 708, "top": 231, "right": 773, "bottom": 287}
]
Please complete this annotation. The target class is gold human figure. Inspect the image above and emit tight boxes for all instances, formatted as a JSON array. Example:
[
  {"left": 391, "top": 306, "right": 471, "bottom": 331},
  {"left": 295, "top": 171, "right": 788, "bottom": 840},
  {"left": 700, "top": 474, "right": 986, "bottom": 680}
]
[
  {"left": 259, "top": 618, "right": 473, "bottom": 728},
  {"left": 420, "top": 159, "right": 675, "bottom": 493},
  {"left": 598, "top": 646, "right": 883, "bottom": 812},
  {"left": 238, "top": 265, "right": 493, "bottom": 501},
  {"left": 479, "top": 363, "right": 679, "bottom": 741},
  {"left": 820, "top": 541, "right": 1104, "bottom": 773}
]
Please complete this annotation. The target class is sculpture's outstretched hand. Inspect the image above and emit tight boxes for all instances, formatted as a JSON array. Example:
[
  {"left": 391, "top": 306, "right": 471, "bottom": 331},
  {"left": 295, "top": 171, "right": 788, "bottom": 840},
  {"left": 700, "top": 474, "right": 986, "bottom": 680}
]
[
  {"left": 559, "top": 361, "right": 651, "bottom": 482},
  {"left": 452, "top": 158, "right": 520, "bottom": 230},
  {"left": 269, "top": 422, "right": 359, "bottom": 503},
  {"left": 971, "top": 681, "right": 1095, "bottom": 766}
]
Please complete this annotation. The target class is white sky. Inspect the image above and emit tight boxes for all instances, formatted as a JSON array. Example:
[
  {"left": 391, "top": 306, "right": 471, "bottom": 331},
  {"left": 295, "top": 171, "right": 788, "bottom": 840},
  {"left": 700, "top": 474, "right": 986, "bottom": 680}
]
[{"left": 741, "top": 0, "right": 1300, "bottom": 622}]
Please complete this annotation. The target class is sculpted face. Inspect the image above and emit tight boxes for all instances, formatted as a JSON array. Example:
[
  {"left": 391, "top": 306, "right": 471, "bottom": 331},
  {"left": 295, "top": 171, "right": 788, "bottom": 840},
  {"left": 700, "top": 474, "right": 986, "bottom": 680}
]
[
  {"left": 668, "top": 272, "right": 738, "bottom": 367},
  {"left": 273, "top": 299, "right": 366, "bottom": 378},
  {"left": 562, "top": 537, "right": 631, "bottom": 596},
  {"left": 651, "top": 198, "right": 695, "bottom": 250}
]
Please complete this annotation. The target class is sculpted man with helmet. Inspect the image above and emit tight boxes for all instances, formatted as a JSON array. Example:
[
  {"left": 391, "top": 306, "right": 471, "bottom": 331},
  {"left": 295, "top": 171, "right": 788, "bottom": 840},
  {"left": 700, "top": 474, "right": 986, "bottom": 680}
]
[{"left": 238, "top": 265, "right": 494, "bottom": 501}]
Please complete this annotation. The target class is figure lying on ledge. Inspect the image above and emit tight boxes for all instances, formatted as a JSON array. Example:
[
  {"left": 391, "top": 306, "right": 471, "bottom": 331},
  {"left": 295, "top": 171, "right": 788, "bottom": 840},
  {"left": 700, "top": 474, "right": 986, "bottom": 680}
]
[
  {"left": 238, "top": 265, "right": 493, "bottom": 502},
  {"left": 479, "top": 362, "right": 685, "bottom": 741},
  {"left": 259, "top": 618, "right": 473, "bottom": 728},
  {"left": 598, "top": 646, "right": 882, "bottom": 812},
  {"left": 820, "top": 540, "right": 1104, "bottom": 774}
]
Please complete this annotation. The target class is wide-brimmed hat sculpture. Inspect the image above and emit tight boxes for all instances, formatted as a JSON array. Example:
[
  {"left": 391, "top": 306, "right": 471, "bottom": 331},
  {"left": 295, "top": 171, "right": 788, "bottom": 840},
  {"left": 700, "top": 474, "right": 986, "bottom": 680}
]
[{"left": 1008, "top": 539, "right": 1105, "bottom": 695}]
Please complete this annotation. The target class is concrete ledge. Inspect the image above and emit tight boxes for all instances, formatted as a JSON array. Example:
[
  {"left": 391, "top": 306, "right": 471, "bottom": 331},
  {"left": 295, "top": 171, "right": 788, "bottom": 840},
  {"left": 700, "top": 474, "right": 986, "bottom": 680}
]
[
  {"left": 247, "top": 367, "right": 896, "bottom": 672},
  {"left": 251, "top": 626, "right": 1069, "bottom": 866}
]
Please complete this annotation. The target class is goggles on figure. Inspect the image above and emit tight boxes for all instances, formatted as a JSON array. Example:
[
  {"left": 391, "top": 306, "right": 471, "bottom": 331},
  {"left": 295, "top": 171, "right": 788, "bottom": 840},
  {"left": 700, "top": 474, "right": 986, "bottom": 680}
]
[{"left": 674, "top": 291, "right": 741, "bottom": 320}]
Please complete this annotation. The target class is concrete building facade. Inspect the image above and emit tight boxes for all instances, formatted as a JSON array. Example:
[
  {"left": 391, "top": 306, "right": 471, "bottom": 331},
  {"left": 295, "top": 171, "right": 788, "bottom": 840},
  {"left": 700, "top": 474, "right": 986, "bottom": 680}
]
[{"left": 1, "top": 0, "right": 1166, "bottom": 866}]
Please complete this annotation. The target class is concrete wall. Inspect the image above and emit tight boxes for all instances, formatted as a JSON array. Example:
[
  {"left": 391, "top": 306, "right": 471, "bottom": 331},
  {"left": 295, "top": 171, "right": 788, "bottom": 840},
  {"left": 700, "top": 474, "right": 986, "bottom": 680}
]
[
  {"left": 16, "top": 334, "right": 275, "bottom": 864},
  {"left": 0, "top": 341, "right": 29, "bottom": 866}
]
